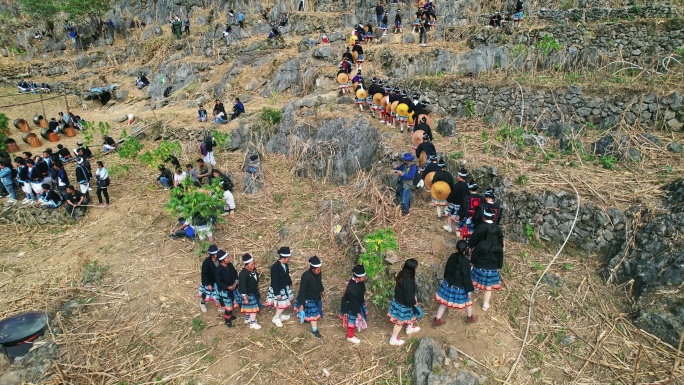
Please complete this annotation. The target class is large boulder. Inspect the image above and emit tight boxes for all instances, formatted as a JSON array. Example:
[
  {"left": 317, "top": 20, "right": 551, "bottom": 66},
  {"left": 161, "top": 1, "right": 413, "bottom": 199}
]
[
  {"left": 270, "top": 58, "right": 302, "bottom": 94},
  {"left": 413, "top": 338, "right": 485, "bottom": 385},
  {"left": 437, "top": 116, "right": 456, "bottom": 137}
]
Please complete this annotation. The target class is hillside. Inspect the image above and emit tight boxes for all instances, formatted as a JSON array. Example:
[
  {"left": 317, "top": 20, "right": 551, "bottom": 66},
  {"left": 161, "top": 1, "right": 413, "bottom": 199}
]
[{"left": 0, "top": 0, "right": 683, "bottom": 384}]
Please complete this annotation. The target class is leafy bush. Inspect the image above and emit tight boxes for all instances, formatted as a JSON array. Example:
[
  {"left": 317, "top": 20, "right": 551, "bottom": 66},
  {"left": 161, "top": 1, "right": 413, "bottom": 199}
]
[
  {"left": 535, "top": 34, "right": 562, "bottom": 56},
  {"left": 139, "top": 140, "right": 181, "bottom": 167},
  {"left": 0, "top": 113, "right": 8, "bottom": 151},
  {"left": 599, "top": 155, "right": 617, "bottom": 170},
  {"left": 213, "top": 131, "right": 230, "bottom": 147},
  {"left": 358, "top": 228, "right": 399, "bottom": 310},
  {"left": 117, "top": 131, "right": 144, "bottom": 159},
  {"left": 260, "top": 107, "right": 282, "bottom": 125},
  {"left": 166, "top": 178, "right": 226, "bottom": 226}
]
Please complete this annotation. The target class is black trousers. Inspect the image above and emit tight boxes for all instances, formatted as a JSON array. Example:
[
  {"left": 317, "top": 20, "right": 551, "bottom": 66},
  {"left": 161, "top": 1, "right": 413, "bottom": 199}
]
[{"left": 96, "top": 186, "right": 109, "bottom": 204}]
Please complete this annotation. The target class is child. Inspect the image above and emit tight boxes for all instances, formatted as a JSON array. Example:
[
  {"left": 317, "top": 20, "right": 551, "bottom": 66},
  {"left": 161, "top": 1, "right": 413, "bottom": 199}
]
[
  {"left": 468, "top": 208, "right": 505, "bottom": 311},
  {"left": 433, "top": 240, "right": 477, "bottom": 326},
  {"left": 387, "top": 259, "right": 422, "bottom": 345},
  {"left": 339, "top": 265, "right": 368, "bottom": 344},
  {"left": 381, "top": 12, "right": 389, "bottom": 36},
  {"left": 394, "top": 9, "right": 403, "bottom": 34},
  {"left": 197, "top": 105, "right": 208, "bottom": 122}
]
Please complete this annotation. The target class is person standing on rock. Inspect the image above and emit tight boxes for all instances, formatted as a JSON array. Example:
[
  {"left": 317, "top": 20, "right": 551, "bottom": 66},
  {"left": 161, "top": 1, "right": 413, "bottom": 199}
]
[
  {"left": 443, "top": 168, "right": 469, "bottom": 233},
  {"left": 216, "top": 250, "right": 238, "bottom": 327},
  {"left": 198, "top": 245, "right": 220, "bottom": 312},
  {"left": 367, "top": 78, "right": 383, "bottom": 118},
  {"left": 388, "top": 258, "right": 422, "bottom": 345},
  {"left": 381, "top": 12, "right": 389, "bottom": 36},
  {"left": 236, "top": 254, "right": 262, "bottom": 329},
  {"left": 75, "top": 158, "right": 92, "bottom": 203},
  {"left": 202, "top": 135, "right": 216, "bottom": 166},
  {"left": 395, "top": 153, "right": 417, "bottom": 216},
  {"left": 513, "top": 0, "right": 524, "bottom": 28},
  {"left": 468, "top": 207, "right": 504, "bottom": 311},
  {"left": 394, "top": 9, "right": 403, "bottom": 34},
  {"left": 352, "top": 40, "right": 364, "bottom": 71},
  {"left": 95, "top": 161, "right": 110, "bottom": 207},
  {"left": 433, "top": 240, "right": 477, "bottom": 327},
  {"left": 473, "top": 189, "right": 502, "bottom": 227},
  {"left": 375, "top": 2, "right": 384, "bottom": 25},
  {"left": 415, "top": 132, "right": 437, "bottom": 162},
  {"left": 183, "top": 15, "right": 190, "bottom": 35},
  {"left": 295, "top": 256, "right": 325, "bottom": 339},
  {"left": 339, "top": 265, "right": 368, "bottom": 344},
  {"left": 418, "top": 14, "right": 429, "bottom": 46},
  {"left": 266, "top": 247, "right": 294, "bottom": 327}
]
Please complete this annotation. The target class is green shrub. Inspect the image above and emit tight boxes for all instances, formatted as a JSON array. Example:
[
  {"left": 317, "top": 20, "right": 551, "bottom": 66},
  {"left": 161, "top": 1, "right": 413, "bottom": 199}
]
[
  {"left": 535, "top": 34, "right": 562, "bottom": 56},
  {"left": 117, "top": 132, "right": 143, "bottom": 159},
  {"left": 358, "top": 228, "right": 398, "bottom": 311},
  {"left": 166, "top": 178, "right": 226, "bottom": 226},
  {"left": 260, "top": 107, "right": 282, "bottom": 125},
  {"left": 139, "top": 140, "right": 181, "bottom": 167}
]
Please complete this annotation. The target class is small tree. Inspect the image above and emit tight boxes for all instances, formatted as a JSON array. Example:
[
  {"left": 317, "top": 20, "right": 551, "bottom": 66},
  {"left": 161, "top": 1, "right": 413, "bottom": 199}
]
[
  {"left": 166, "top": 178, "right": 226, "bottom": 227},
  {"left": 17, "top": 0, "right": 59, "bottom": 32},
  {"left": 60, "top": 0, "right": 113, "bottom": 24}
]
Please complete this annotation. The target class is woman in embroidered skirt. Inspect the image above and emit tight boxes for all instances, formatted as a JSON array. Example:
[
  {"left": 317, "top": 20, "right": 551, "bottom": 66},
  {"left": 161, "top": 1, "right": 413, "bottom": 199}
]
[
  {"left": 468, "top": 207, "right": 505, "bottom": 311},
  {"left": 432, "top": 240, "right": 477, "bottom": 327},
  {"left": 295, "top": 256, "right": 325, "bottom": 339},
  {"left": 266, "top": 246, "right": 294, "bottom": 327},
  {"left": 387, "top": 258, "right": 422, "bottom": 346},
  {"left": 235, "top": 254, "right": 262, "bottom": 329},
  {"left": 339, "top": 265, "right": 368, "bottom": 344}
]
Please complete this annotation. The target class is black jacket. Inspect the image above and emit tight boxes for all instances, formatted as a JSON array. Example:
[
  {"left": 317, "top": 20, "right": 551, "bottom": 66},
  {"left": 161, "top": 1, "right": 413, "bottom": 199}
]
[
  {"left": 415, "top": 141, "right": 436, "bottom": 160},
  {"left": 29, "top": 166, "right": 43, "bottom": 182},
  {"left": 75, "top": 164, "right": 91, "bottom": 184},
  {"left": 468, "top": 221, "right": 504, "bottom": 270},
  {"left": 340, "top": 279, "right": 366, "bottom": 315},
  {"left": 77, "top": 146, "right": 93, "bottom": 159},
  {"left": 422, "top": 162, "right": 441, "bottom": 181},
  {"left": 270, "top": 261, "right": 292, "bottom": 294},
  {"left": 213, "top": 103, "right": 226, "bottom": 116},
  {"left": 216, "top": 263, "right": 238, "bottom": 291},
  {"left": 17, "top": 165, "right": 29, "bottom": 183},
  {"left": 104, "top": 136, "right": 116, "bottom": 146},
  {"left": 447, "top": 180, "right": 469, "bottom": 205},
  {"left": 443, "top": 252, "right": 475, "bottom": 292},
  {"left": 431, "top": 170, "right": 454, "bottom": 187},
  {"left": 297, "top": 269, "right": 324, "bottom": 304},
  {"left": 473, "top": 202, "right": 503, "bottom": 226},
  {"left": 352, "top": 44, "right": 363, "bottom": 55},
  {"left": 48, "top": 120, "right": 59, "bottom": 131},
  {"left": 157, "top": 168, "right": 173, "bottom": 182},
  {"left": 201, "top": 256, "right": 218, "bottom": 286},
  {"left": 238, "top": 268, "right": 259, "bottom": 296},
  {"left": 42, "top": 189, "right": 62, "bottom": 204},
  {"left": 458, "top": 193, "right": 484, "bottom": 219},
  {"left": 413, "top": 121, "right": 433, "bottom": 141},
  {"left": 342, "top": 51, "right": 353, "bottom": 62},
  {"left": 393, "top": 276, "right": 416, "bottom": 307}
]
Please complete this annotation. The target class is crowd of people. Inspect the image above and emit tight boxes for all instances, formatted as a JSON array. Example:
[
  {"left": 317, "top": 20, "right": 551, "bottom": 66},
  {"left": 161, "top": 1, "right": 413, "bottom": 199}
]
[{"left": 17, "top": 79, "right": 52, "bottom": 94}]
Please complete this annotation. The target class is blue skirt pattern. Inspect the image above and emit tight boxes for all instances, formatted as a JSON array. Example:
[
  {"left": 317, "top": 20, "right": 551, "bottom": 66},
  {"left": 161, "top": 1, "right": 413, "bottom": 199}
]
[
  {"left": 445, "top": 203, "right": 461, "bottom": 218},
  {"left": 294, "top": 299, "right": 323, "bottom": 321},
  {"left": 217, "top": 290, "right": 234, "bottom": 311},
  {"left": 197, "top": 284, "right": 218, "bottom": 304},
  {"left": 514, "top": 11, "right": 524, "bottom": 20},
  {"left": 435, "top": 281, "right": 472, "bottom": 309},
  {"left": 234, "top": 289, "right": 261, "bottom": 313},
  {"left": 266, "top": 285, "right": 293, "bottom": 309},
  {"left": 387, "top": 299, "right": 422, "bottom": 325},
  {"left": 471, "top": 266, "right": 501, "bottom": 291},
  {"left": 339, "top": 301, "right": 368, "bottom": 325}
]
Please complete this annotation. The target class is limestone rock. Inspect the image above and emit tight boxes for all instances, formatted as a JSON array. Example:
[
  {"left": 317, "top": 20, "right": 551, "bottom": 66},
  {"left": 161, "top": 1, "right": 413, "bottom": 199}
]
[{"left": 437, "top": 116, "right": 456, "bottom": 137}]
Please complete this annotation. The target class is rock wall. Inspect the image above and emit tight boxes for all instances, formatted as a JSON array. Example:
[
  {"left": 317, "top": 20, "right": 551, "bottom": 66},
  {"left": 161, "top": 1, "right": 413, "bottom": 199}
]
[
  {"left": 419, "top": 81, "right": 682, "bottom": 131},
  {"left": 0, "top": 205, "right": 83, "bottom": 226}
]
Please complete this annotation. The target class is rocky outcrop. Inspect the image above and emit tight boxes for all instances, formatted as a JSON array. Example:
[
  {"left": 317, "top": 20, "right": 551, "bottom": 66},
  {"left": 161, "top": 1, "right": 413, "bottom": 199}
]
[
  {"left": 0, "top": 204, "right": 84, "bottom": 226},
  {"left": 413, "top": 338, "right": 486, "bottom": 385}
]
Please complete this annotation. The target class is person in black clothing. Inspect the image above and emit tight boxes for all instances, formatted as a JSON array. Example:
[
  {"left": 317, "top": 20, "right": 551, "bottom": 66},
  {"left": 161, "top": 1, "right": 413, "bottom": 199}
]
[
  {"left": 236, "top": 254, "right": 262, "bottom": 329},
  {"left": 64, "top": 185, "right": 86, "bottom": 216},
  {"left": 339, "top": 265, "right": 368, "bottom": 345},
  {"left": 374, "top": 1, "right": 384, "bottom": 25},
  {"left": 56, "top": 144, "right": 72, "bottom": 163},
  {"left": 415, "top": 132, "right": 436, "bottom": 164},
  {"left": 215, "top": 250, "right": 238, "bottom": 327},
  {"left": 489, "top": 11, "right": 502, "bottom": 28},
  {"left": 103, "top": 135, "right": 117, "bottom": 153},
  {"left": 468, "top": 207, "right": 504, "bottom": 311},
  {"left": 212, "top": 99, "right": 226, "bottom": 120},
  {"left": 266, "top": 246, "right": 294, "bottom": 327},
  {"left": 513, "top": 0, "right": 524, "bottom": 27},
  {"left": 199, "top": 245, "right": 220, "bottom": 312},
  {"left": 418, "top": 15, "right": 429, "bottom": 45},
  {"left": 473, "top": 189, "right": 503, "bottom": 227},
  {"left": 48, "top": 118, "right": 59, "bottom": 133},
  {"left": 75, "top": 142, "right": 93, "bottom": 159},
  {"left": 432, "top": 240, "right": 477, "bottom": 326},
  {"left": 352, "top": 40, "right": 364, "bottom": 70},
  {"left": 37, "top": 183, "right": 62, "bottom": 208},
  {"left": 203, "top": 135, "right": 216, "bottom": 166},
  {"left": 444, "top": 168, "right": 469, "bottom": 233},
  {"left": 342, "top": 46, "right": 353, "bottom": 63},
  {"left": 367, "top": 78, "right": 383, "bottom": 118},
  {"left": 296, "top": 256, "right": 325, "bottom": 339},
  {"left": 157, "top": 165, "right": 173, "bottom": 189},
  {"left": 418, "top": 154, "right": 438, "bottom": 188},
  {"left": 387, "top": 258, "right": 422, "bottom": 346},
  {"left": 394, "top": 9, "right": 403, "bottom": 33},
  {"left": 413, "top": 115, "right": 433, "bottom": 141},
  {"left": 428, "top": 158, "right": 452, "bottom": 217},
  {"left": 457, "top": 181, "right": 483, "bottom": 240},
  {"left": 27, "top": 159, "right": 45, "bottom": 197}
]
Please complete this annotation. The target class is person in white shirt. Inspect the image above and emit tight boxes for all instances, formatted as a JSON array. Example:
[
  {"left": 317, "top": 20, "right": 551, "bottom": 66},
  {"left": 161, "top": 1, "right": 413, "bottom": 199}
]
[
  {"left": 95, "top": 161, "right": 110, "bottom": 206},
  {"left": 222, "top": 189, "right": 235, "bottom": 215},
  {"left": 173, "top": 168, "right": 187, "bottom": 187}
]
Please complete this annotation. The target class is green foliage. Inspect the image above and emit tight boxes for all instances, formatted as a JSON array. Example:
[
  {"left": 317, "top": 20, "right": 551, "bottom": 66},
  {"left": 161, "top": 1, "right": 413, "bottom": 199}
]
[
  {"left": 139, "top": 140, "right": 181, "bottom": 167},
  {"left": 512, "top": 43, "right": 527, "bottom": 55},
  {"left": 260, "top": 107, "right": 282, "bottom": 125},
  {"left": 80, "top": 121, "right": 96, "bottom": 147},
  {"left": 82, "top": 260, "right": 109, "bottom": 285},
  {"left": 97, "top": 121, "right": 111, "bottom": 136},
  {"left": 450, "top": 152, "right": 464, "bottom": 159},
  {"left": 358, "top": 228, "right": 398, "bottom": 311},
  {"left": 535, "top": 34, "right": 562, "bottom": 56},
  {"left": 524, "top": 223, "right": 534, "bottom": 242},
  {"left": 481, "top": 130, "right": 488, "bottom": 143},
  {"left": 117, "top": 136, "right": 143, "bottom": 159},
  {"left": 108, "top": 164, "right": 131, "bottom": 178},
  {"left": 464, "top": 99, "right": 475, "bottom": 118},
  {"left": 516, "top": 175, "right": 529, "bottom": 186},
  {"left": 191, "top": 317, "right": 206, "bottom": 334},
  {"left": 166, "top": 178, "right": 225, "bottom": 226},
  {"left": 599, "top": 155, "right": 617, "bottom": 170},
  {"left": 213, "top": 131, "right": 230, "bottom": 147},
  {"left": 0, "top": 113, "right": 8, "bottom": 151},
  {"left": 18, "top": 0, "right": 59, "bottom": 25},
  {"left": 496, "top": 126, "right": 526, "bottom": 147},
  {"left": 61, "top": 0, "right": 112, "bottom": 21}
]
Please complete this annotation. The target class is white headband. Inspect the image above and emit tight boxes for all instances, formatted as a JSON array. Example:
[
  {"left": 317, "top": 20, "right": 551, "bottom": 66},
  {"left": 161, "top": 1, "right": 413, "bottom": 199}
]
[
  {"left": 279, "top": 253, "right": 291, "bottom": 257},
  {"left": 243, "top": 257, "right": 254, "bottom": 264},
  {"left": 354, "top": 272, "right": 366, "bottom": 277},
  {"left": 310, "top": 262, "right": 322, "bottom": 268}
]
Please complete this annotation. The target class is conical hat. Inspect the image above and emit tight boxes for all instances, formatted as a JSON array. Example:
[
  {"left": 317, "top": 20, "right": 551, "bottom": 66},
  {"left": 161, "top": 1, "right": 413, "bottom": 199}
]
[
  {"left": 408, "top": 111, "right": 415, "bottom": 123},
  {"left": 380, "top": 97, "right": 388, "bottom": 109},
  {"left": 390, "top": 100, "right": 399, "bottom": 113},
  {"left": 337, "top": 73, "right": 349, "bottom": 84},
  {"left": 353, "top": 81, "right": 359, "bottom": 89},
  {"left": 431, "top": 181, "right": 451, "bottom": 201},
  {"left": 385, "top": 101, "right": 392, "bottom": 113},
  {"left": 356, "top": 88, "right": 367, "bottom": 99},
  {"left": 353, "top": 51, "right": 359, "bottom": 61},
  {"left": 419, "top": 151, "right": 427, "bottom": 167},
  {"left": 425, "top": 171, "right": 436, "bottom": 189},
  {"left": 364, "top": 26, "right": 369, "bottom": 33},
  {"left": 411, "top": 129, "right": 425, "bottom": 148},
  {"left": 397, "top": 103, "right": 409, "bottom": 116},
  {"left": 373, "top": 93, "right": 384, "bottom": 104}
]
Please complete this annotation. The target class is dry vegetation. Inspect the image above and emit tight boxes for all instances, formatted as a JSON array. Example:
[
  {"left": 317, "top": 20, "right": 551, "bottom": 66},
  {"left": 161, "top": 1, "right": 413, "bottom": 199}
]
[{"left": 1, "top": 2, "right": 683, "bottom": 384}]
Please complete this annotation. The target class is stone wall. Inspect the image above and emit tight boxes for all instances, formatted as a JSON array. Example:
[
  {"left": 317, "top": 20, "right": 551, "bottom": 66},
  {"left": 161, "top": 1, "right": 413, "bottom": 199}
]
[
  {"left": 0, "top": 205, "right": 82, "bottom": 226},
  {"left": 420, "top": 82, "right": 682, "bottom": 131}
]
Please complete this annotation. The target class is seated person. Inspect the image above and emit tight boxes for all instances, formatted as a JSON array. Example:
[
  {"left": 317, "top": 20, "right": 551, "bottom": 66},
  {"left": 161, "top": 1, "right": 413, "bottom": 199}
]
[
  {"left": 56, "top": 144, "right": 73, "bottom": 162},
  {"left": 489, "top": 11, "right": 502, "bottom": 28},
  {"left": 28, "top": 80, "right": 37, "bottom": 93},
  {"left": 268, "top": 26, "right": 280, "bottom": 39},
  {"left": 173, "top": 168, "right": 186, "bottom": 187},
  {"left": 170, "top": 217, "right": 195, "bottom": 239},
  {"left": 223, "top": 24, "right": 232, "bottom": 38},
  {"left": 136, "top": 73, "right": 150, "bottom": 89},
  {"left": 72, "top": 115, "right": 83, "bottom": 130},
  {"left": 37, "top": 183, "right": 62, "bottom": 208},
  {"left": 197, "top": 105, "right": 208, "bottom": 122},
  {"left": 40, "top": 83, "right": 51, "bottom": 93},
  {"left": 58, "top": 112, "right": 70, "bottom": 126},
  {"left": 230, "top": 97, "right": 245, "bottom": 120},
  {"left": 73, "top": 142, "right": 93, "bottom": 159},
  {"left": 279, "top": 13, "right": 288, "bottom": 27},
  {"left": 64, "top": 185, "right": 87, "bottom": 215},
  {"left": 48, "top": 117, "right": 59, "bottom": 133},
  {"left": 213, "top": 111, "right": 228, "bottom": 124},
  {"left": 157, "top": 165, "right": 173, "bottom": 189},
  {"left": 103, "top": 135, "right": 117, "bottom": 153},
  {"left": 213, "top": 99, "right": 226, "bottom": 119},
  {"left": 17, "top": 79, "right": 30, "bottom": 93}
]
